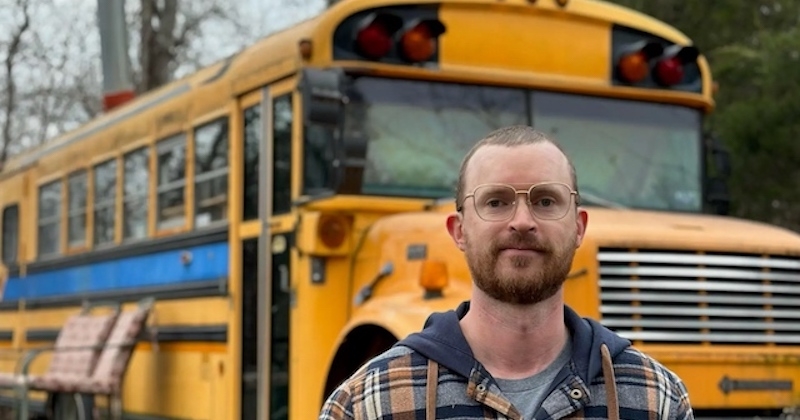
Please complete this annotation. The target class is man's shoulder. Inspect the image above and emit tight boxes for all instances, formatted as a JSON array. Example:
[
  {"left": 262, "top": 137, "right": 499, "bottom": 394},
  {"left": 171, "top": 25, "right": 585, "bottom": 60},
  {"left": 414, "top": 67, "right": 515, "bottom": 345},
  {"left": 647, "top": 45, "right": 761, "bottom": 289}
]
[
  {"left": 339, "top": 345, "right": 430, "bottom": 390},
  {"left": 319, "top": 345, "right": 433, "bottom": 419},
  {"left": 354, "top": 345, "right": 420, "bottom": 371},
  {"left": 612, "top": 346, "right": 685, "bottom": 386},
  {"left": 607, "top": 346, "right": 693, "bottom": 415}
]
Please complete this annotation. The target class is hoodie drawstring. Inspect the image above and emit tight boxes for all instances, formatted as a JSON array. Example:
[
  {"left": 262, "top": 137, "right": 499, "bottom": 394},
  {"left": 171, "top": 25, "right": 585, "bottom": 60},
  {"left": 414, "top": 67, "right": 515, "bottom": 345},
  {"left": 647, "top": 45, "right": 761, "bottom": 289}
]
[
  {"left": 600, "top": 343, "right": 620, "bottom": 420},
  {"left": 426, "top": 359, "right": 439, "bottom": 420}
]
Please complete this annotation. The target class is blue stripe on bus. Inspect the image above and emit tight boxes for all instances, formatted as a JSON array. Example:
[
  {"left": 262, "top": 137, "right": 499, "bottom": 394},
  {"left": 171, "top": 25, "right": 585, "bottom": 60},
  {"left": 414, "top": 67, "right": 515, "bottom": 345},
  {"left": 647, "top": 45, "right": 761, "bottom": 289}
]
[{"left": 1, "top": 242, "right": 229, "bottom": 301}]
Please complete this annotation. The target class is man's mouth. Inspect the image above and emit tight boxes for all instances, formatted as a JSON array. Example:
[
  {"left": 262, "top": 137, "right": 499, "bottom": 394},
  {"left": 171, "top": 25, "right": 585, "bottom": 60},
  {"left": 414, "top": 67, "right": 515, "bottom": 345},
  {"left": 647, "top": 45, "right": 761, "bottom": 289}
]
[{"left": 499, "top": 246, "right": 546, "bottom": 254}]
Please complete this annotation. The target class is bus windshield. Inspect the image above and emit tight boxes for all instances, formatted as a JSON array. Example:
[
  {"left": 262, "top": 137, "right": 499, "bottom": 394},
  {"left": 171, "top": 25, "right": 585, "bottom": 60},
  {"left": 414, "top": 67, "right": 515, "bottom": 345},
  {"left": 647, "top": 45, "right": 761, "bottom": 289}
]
[{"left": 342, "top": 76, "right": 703, "bottom": 212}]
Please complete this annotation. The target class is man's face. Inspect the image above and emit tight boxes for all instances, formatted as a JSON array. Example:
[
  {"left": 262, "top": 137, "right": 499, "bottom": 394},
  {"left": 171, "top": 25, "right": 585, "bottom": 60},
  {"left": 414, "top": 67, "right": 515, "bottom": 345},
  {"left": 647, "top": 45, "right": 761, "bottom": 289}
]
[{"left": 446, "top": 143, "right": 588, "bottom": 305}]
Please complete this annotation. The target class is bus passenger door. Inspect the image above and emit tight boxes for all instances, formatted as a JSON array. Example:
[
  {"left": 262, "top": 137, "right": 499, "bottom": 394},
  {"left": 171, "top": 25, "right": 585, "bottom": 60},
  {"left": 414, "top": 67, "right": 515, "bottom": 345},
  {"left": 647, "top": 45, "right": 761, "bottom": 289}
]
[{"left": 237, "top": 79, "right": 297, "bottom": 420}]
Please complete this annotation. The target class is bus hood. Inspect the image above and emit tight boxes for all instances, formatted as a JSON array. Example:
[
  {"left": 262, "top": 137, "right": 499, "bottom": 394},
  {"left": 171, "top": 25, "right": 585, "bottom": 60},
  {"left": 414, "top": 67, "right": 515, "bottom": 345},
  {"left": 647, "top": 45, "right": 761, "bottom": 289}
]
[
  {"left": 583, "top": 207, "right": 800, "bottom": 256},
  {"left": 354, "top": 206, "right": 800, "bottom": 306},
  {"left": 362, "top": 206, "right": 800, "bottom": 265}
]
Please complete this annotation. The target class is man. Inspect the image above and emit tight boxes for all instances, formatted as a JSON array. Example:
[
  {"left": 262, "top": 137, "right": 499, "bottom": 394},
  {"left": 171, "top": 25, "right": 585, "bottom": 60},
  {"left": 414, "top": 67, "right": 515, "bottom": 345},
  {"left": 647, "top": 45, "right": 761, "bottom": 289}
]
[{"left": 319, "top": 126, "right": 693, "bottom": 420}]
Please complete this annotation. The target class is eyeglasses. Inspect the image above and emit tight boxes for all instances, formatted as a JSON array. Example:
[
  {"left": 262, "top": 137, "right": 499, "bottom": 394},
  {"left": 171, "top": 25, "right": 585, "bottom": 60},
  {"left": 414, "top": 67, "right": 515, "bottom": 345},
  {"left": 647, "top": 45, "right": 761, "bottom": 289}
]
[{"left": 459, "top": 182, "right": 579, "bottom": 221}]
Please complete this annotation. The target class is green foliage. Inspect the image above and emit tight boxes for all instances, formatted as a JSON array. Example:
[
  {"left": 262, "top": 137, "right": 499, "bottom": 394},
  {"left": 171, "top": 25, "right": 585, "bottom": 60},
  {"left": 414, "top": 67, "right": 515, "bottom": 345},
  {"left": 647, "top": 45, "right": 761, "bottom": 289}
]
[
  {"left": 610, "top": 0, "right": 800, "bottom": 231},
  {"left": 712, "top": 27, "right": 800, "bottom": 229}
]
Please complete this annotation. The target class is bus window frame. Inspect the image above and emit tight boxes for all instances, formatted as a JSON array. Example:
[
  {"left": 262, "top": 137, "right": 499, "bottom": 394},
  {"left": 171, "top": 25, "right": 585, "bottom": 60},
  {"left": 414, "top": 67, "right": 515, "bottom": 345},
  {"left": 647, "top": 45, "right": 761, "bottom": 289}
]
[
  {"left": 251, "top": 76, "right": 299, "bottom": 420},
  {"left": 122, "top": 145, "right": 152, "bottom": 242},
  {"left": 271, "top": 93, "right": 295, "bottom": 216},
  {"left": 36, "top": 177, "right": 64, "bottom": 259},
  {"left": 91, "top": 157, "right": 119, "bottom": 249},
  {"left": 233, "top": 88, "right": 262, "bottom": 420},
  {"left": 191, "top": 111, "right": 231, "bottom": 230},
  {"left": 241, "top": 94, "right": 262, "bottom": 226},
  {"left": 1, "top": 203, "right": 19, "bottom": 265},
  {"left": 66, "top": 169, "right": 89, "bottom": 252},
  {"left": 154, "top": 131, "right": 189, "bottom": 236},
  {"left": 529, "top": 89, "right": 704, "bottom": 213}
]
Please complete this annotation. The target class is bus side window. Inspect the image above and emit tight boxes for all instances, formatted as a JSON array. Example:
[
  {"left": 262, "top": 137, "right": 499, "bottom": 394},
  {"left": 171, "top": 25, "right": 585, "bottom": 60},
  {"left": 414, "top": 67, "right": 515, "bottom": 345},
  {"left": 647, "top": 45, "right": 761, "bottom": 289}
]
[
  {"left": 243, "top": 105, "right": 261, "bottom": 221},
  {"left": 67, "top": 170, "right": 88, "bottom": 248},
  {"left": 194, "top": 118, "right": 229, "bottom": 228},
  {"left": 93, "top": 158, "right": 117, "bottom": 247},
  {"left": 123, "top": 147, "right": 150, "bottom": 240},
  {"left": 38, "top": 180, "right": 62, "bottom": 258},
  {"left": 273, "top": 94, "right": 293, "bottom": 215},
  {"left": 2, "top": 204, "right": 19, "bottom": 265},
  {"left": 156, "top": 133, "right": 187, "bottom": 230}
]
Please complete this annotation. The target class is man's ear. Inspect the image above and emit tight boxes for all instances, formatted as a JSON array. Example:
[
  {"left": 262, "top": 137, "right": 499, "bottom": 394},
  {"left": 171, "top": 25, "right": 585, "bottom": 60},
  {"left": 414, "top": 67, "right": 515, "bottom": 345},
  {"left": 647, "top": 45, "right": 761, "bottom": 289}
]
[
  {"left": 575, "top": 208, "right": 588, "bottom": 248},
  {"left": 446, "top": 212, "right": 466, "bottom": 251}
]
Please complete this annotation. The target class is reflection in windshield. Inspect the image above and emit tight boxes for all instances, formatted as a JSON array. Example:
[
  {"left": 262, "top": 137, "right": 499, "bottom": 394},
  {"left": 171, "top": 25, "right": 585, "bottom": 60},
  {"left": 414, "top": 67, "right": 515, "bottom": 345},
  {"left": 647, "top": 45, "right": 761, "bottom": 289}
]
[
  {"left": 344, "top": 77, "right": 526, "bottom": 197},
  {"left": 532, "top": 92, "right": 701, "bottom": 211},
  {"left": 339, "top": 77, "right": 702, "bottom": 212}
]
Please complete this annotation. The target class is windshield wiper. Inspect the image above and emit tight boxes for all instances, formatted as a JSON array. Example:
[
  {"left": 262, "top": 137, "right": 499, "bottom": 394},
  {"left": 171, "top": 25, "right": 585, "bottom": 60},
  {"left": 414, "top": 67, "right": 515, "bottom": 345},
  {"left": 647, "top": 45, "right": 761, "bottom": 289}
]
[{"left": 579, "top": 191, "right": 628, "bottom": 209}]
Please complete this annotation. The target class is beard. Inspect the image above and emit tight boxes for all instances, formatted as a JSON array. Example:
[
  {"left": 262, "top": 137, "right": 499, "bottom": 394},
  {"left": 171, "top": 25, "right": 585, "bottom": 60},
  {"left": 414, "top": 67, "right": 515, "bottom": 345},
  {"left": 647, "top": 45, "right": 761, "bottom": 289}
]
[{"left": 464, "top": 230, "right": 577, "bottom": 305}]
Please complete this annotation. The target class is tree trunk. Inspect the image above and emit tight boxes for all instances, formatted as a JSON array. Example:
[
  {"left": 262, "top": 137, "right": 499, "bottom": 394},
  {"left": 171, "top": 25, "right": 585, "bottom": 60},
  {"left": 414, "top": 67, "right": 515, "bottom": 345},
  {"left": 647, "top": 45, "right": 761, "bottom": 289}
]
[
  {"left": 139, "top": 0, "right": 178, "bottom": 92},
  {"left": 0, "top": 0, "right": 31, "bottom": 170}
]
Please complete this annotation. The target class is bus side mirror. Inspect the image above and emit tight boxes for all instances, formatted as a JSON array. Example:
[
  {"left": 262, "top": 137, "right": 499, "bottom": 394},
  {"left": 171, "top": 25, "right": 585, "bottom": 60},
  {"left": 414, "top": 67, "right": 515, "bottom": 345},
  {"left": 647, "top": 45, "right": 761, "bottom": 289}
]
[
  {"left": 707, "top": 135, "right": 731, "bottom": 178},
  {"left": 300, "top": 68, "right": 348, "bottom": 195},
  {"left": 706, "top": 178, "right": 730, "bottom": 216},
  {"left": 704, "top": 133, "right": 731, "bottom": 216},
  {"left": 301, "top": 68, "right": 346, "bottom": 125}
]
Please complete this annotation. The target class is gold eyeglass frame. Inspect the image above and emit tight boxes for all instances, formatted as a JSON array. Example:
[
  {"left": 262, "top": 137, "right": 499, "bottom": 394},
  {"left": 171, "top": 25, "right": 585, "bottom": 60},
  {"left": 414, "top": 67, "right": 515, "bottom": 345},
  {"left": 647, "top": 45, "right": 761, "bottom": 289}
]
[{"left": 458, "top": 182, "right": 580, "bottom": 221}]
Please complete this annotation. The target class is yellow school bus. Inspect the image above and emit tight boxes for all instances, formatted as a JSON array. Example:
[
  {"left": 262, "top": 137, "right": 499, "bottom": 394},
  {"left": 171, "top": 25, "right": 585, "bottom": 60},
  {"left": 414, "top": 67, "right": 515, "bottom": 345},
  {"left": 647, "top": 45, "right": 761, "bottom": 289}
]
[{"left": 1, "top": 0, "right": 799, "bottom": 418}]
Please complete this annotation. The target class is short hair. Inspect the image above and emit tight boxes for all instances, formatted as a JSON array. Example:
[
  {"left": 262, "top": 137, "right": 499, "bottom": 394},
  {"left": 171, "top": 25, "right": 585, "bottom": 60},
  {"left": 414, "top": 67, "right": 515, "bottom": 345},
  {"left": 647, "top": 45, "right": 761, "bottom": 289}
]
[{"left": 455, "top": 125, "right": 579, "bottom": 209}]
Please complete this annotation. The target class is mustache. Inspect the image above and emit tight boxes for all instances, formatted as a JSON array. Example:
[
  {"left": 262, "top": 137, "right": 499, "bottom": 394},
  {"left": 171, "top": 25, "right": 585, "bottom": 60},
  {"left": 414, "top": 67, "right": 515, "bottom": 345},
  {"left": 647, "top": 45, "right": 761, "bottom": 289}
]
[{"left": 495, "top": 235, "right": 551, "bottom": 252}]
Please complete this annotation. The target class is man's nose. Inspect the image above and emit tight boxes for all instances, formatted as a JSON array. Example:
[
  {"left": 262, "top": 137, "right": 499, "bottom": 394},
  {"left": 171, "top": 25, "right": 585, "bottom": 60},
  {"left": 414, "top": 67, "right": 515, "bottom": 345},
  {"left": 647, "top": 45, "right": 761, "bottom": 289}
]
[{"left": 508, "top": 198, "right": 538, "bottom": 232}]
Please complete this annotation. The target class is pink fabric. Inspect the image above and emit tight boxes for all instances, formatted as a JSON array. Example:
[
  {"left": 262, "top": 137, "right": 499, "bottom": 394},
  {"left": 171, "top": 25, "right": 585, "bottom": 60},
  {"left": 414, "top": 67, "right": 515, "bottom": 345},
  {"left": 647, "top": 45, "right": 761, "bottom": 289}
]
[
  {"left": 2, "top": 300, "right": 152, "bottom": 400},
  {"left": 0, "top": 312, "right": 116, "bottom": 392},
  {"left": 74, "top": 307, "right": 150, "bottom": 394},
  {"left": 29, "top": 313, "right": 117, "bottom": 392}
]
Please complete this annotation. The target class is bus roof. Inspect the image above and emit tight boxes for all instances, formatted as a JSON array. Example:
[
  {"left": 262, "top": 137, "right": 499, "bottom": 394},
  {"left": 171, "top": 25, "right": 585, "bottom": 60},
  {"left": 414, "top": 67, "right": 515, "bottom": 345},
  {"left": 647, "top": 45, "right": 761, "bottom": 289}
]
[{"left": 0, "top": 0, "right": 696, "bottom": 178}]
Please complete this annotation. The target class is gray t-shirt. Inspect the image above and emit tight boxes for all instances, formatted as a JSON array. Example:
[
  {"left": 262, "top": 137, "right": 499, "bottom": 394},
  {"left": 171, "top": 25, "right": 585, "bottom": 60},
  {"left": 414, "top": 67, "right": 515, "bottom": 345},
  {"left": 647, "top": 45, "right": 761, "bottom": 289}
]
[{"left": 494, "top": 337, "right": 573, "bottom": 419}]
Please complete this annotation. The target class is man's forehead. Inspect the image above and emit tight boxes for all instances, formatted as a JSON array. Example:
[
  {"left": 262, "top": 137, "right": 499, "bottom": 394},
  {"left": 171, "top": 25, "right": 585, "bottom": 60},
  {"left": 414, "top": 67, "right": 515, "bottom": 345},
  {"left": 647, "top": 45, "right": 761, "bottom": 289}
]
[{"left": 466, "top": 143, "right": 571, "bottom": 183}]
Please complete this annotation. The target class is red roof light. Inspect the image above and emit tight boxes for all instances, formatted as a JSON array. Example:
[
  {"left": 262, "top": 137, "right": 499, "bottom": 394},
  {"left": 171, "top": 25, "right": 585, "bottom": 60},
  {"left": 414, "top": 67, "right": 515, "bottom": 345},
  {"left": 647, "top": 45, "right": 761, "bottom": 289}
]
[
  {"left": 354, "top": 13, "right": 403, "bottom": 60},
  {"left": 654, "top": 56, "right": 684, "bottom": 86},
  {"left": 399, "top": 20, "right": 446, "bottom": 63}
]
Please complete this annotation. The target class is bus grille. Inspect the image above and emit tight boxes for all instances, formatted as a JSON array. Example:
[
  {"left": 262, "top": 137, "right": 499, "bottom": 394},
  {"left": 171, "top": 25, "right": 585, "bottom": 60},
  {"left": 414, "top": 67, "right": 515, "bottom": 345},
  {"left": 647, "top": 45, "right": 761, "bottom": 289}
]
[{"left": 598, "top": 248, "right": 800, "bottom": 345}]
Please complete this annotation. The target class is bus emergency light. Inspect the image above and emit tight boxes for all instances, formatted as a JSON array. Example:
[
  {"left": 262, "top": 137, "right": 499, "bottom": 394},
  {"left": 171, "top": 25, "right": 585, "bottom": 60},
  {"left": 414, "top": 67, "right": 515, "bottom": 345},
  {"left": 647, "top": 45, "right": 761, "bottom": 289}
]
[
  {"left": 617, "top": 52, "right": 649, "bottom": 83},
  {"left": 654, "top": 56, "right": 684, "bottom": 86},
  {"left": 419, "top": 260, "right": 448, "bottom": 298},
  {"left": 343, "top": 9, "right": 447, "bottom": 64},
  {"left": 318, "top": 213, "right": 351, "bottom": 249},
  {"left": 355, "top": 13, "right": 403, "bottom": 60},
  {"left": 654, "top": 45, "right": 699, "bottom": 87},
  {"left": 616, "top": 41, "right": 662, "bottom": 84},
  {"left": 399, "top": 20, "right": 446, "bottom": 63}
]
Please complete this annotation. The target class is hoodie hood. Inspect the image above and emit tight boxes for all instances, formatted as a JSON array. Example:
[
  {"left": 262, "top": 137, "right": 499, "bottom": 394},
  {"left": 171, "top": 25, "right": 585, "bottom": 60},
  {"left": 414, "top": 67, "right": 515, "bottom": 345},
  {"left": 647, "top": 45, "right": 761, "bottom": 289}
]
[{"left": 397, "top": 301, "right": 630, "bottom": 384}]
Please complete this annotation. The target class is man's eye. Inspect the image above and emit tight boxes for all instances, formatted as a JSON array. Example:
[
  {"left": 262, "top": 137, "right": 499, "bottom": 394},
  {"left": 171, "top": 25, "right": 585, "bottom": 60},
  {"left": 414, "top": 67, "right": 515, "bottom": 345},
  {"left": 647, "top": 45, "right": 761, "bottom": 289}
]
[
  {"left": 486, "top": 199, "right": 509, "bottom": 208},
  {"left": 537, "top": 198, "right": 554, "bottom": 207}
]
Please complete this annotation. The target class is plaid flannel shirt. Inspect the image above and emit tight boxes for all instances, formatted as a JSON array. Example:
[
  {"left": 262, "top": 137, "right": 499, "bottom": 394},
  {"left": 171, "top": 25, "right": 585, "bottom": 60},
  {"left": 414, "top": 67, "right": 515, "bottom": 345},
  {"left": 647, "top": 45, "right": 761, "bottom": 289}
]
[{"left": 320, "top": 303, "right": 693, "bottom": 420}]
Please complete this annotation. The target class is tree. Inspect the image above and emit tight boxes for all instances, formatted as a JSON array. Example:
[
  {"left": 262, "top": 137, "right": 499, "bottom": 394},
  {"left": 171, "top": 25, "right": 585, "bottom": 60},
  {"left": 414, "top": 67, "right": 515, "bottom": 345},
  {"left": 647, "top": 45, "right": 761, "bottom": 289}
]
[
  {"left": 711, "top": 26, "right": 800, "bottom": 231},
  {"left": 137, "top": 0, "right": 248, "bottom": 92},
  {"left": 1, "top": 0, "right": 97, "bottom": 169},
  {"left": 0, "top": 0, "right": 324, "bottom": 168},
  {"left": 610, "top": 0, "right": 800, "bottom": 231},
  {"left": 610, "top": 0, "right": 796, "bottom": 54},
  {"left": 0, "top": 0, "right": 31, "bottom": 169}
]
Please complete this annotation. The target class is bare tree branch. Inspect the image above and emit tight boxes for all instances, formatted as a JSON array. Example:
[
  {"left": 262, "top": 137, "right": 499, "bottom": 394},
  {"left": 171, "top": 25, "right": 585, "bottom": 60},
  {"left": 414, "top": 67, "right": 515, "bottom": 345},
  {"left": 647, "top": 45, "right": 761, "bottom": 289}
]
[
  {"left": 141, "top": 0, "right": 234, "bottom": 91},
  {"left": 0, "top": 0, "right": 325, "bottom": 167},
  {"left": 0, "top": 0, "right": 31, "bottom": 169}
]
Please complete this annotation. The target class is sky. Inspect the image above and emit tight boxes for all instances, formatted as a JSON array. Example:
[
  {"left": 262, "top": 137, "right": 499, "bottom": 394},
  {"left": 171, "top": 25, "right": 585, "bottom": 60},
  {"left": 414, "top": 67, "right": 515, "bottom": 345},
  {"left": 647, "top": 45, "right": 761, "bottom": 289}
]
[
  {"left": 0, "top": 0, "right": 327, "bottom": 152},
  {"left": 3, "top": 0, "right": 327, "bottom": 81}
]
